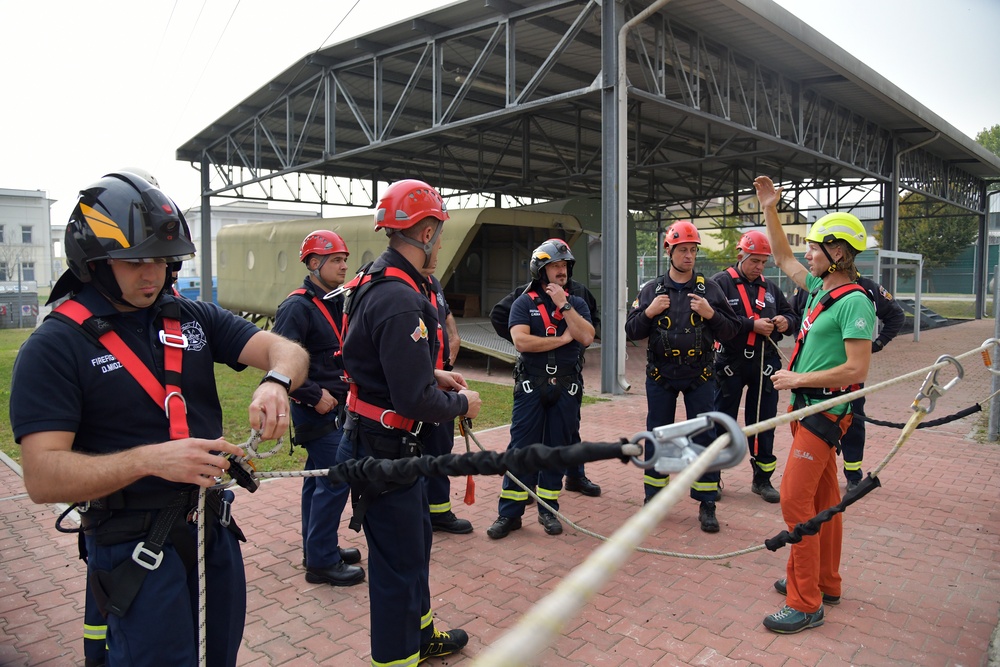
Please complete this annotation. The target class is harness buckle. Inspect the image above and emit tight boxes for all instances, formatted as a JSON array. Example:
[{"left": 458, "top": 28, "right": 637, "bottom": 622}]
[
  {"left": 163, "top": 391, "right": 187, "bottom": 417},
  {"left": 913, "top": 354, "right": 964, "bottom": 414},
  {"left": 568, "top": 382, "right": 579, "bottom": 396},
  {"left": 378, "top": 409, "right": 398, "bottom": 430},
  {"left": 158, "top": 330, "right": 188, "bottom": 349},
  {"left": 722, "top": 365, "right": 734, "bottom": 377},
  {"left": 521, "top": 379, "right": 534, "bottom": 394},
  {"left": 763, "top": 364, "right": 774, "bottom": 377},
  {"left": 545, "top": 325, "right": 557, "bottom": 337},
  {"left": 630, "top": 411, "right": 746, "bottom": 475},
  {"left": 744, "top": 348, "right": 755, "bottom": 359},
  {"left": 546, "top": 364, "right": 558, "bottom": 375},
  {"left": 131, "top": 542, "right": 164, "bottom": 571}
]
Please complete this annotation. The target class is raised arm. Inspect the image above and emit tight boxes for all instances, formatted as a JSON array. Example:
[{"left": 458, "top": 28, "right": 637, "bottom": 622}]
[{"left": 754, "top": 176, "right": 807, "bottom": 289}]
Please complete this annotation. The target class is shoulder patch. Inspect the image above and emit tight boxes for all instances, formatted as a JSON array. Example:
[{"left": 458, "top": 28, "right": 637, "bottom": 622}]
[
  {"left": 410, "top": 318, "right": 429, "bottom": 342},
  {"left": 879, "top": 285, "right": 893, "bottom": 300},
  {"left": 854, "top": 317, "right": 869, "bottom": 331}
]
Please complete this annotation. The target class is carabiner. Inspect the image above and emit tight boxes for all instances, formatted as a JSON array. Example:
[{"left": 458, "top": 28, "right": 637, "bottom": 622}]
[
  {"left": 981, "top": 338, "right": 1000, "bottom": 376},
  {"left": 912, "top": 354, "right": 964, "bottom": 414},
  {"left": 629, "top": 411, "right": 746, "bottom": 475}
]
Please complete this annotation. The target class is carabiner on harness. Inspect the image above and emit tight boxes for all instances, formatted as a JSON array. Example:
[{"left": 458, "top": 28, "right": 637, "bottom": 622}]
[
  {"left": 912, "top": 354, "right": 964, "bottom": 414},
  {"left": 981, "top": 338, "right": 1000, "bottom": 376},
  {"left": 629, "top": 411, "right": 746, "bottom": 475}
]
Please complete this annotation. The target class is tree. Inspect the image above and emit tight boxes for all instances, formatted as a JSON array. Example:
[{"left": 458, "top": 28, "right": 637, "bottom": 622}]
[
  {"left": 699, "top": 215, "right": 745, "bottom": 264},
  {"left": 877, "top": 192, "right": 978, "bottom": 290},
  {"left": 975, "top": 124, "right": 1000, "bottom": 158}
]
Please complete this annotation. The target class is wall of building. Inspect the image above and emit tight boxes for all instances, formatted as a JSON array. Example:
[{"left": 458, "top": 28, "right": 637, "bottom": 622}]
[{"left": 0, "top": 188, "right": 53, "bottom": 290}]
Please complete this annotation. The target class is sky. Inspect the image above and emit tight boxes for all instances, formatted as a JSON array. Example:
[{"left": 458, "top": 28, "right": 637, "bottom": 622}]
[{"left": 1, "top": 0, "right": 997, "bottom": 229}]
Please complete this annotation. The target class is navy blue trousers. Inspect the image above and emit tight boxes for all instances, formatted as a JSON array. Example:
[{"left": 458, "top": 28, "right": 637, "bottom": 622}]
[
  {"left": 840, "top": 392, "right": 866, "bottom": 482},
  {"left": 293, "top": 403, "right": 350, "bottom": 568},
  {"left": 498, "top": 381, "right": 582, "bottom": 518},
  {"left": 714, "top": 355, "right": 780, "bottom": 475},
  {"left": 643, "top": 374, "right": 720, "bottom": 502},
  {"left": 338, "top": 425, "right": 434, "bottom": 666},
  {"left": 422, "top": 420, "right": 456, "bottom": 514},
  {"left": 85, "top": 512, "right": 245, "bottom": 666}
]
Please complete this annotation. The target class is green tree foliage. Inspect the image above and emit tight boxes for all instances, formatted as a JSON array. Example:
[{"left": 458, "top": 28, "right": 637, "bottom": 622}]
[
  {"left": 876, "top": 192, "right": 978, "bottom": 289},
  {"left": 700, "top": 216, "right": 744, "bottom": 264},
  {"left": 975, "top": 124, "right": 1000, "bottom": 157}
]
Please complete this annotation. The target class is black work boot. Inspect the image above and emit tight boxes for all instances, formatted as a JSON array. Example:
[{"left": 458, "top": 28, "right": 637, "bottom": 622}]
[
  {"left": 699, "top": 500, "right": 720, "bottom": 533},
  {"left": 751, "top": 471, "right": 781, "bottom": 503},
  {"left": 564, "top": 475, "right": 602, "bottom": 497},
  {"left": 430, "top": 510, "right": 474, "bottom": 534}
]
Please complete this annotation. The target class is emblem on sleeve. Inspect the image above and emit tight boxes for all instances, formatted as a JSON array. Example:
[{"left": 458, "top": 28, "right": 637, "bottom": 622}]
[
  {"left": 854, "top": 317, "right": 869, "bottom": 331},
  {"left": 410, "top": 318, "right": 429, "bottom": 342}
]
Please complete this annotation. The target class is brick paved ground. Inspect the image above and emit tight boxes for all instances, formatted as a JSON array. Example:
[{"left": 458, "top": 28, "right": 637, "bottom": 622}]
[{"left": 1, "top": 318, "right": 998, "bottom": 666}]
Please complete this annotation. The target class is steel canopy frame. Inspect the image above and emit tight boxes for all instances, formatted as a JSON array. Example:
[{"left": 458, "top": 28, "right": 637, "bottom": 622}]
[{"left": 178, "top": 0, "right": 1000, "bottom": 390}]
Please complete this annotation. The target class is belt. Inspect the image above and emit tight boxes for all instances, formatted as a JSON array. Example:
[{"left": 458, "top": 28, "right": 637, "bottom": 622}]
[{"left": 347, "top": 388, "right": 420, "bottom": 433}]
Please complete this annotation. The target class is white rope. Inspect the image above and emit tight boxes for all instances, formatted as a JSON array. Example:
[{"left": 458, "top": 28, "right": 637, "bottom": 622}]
[{"left": 197, "top": 487, "right": 207, "bottom": 667}]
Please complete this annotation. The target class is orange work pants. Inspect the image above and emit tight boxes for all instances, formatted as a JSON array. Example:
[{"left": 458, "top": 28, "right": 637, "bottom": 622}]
[{"left": 780, "top": 407, "right": 852, "bottom": 613}]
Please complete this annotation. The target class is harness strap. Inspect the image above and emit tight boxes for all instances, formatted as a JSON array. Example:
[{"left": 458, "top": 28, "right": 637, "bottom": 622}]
[
  {"left": 787, "top": 283, "right": 867, "bottom": 374},
  {"left": 346, "top": 388, "right": 420, "bottom": 433},
  {"left": 727, "top": 267, "right": 767, "bottom": 352},
  {"left": 53, "top": 300, "right": 189, "bottom": 439},
  {"left": 289, "top": 287, "right": 345, "bottom": 347}
]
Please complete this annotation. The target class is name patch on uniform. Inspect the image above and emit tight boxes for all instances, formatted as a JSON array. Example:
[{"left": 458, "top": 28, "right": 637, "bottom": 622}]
[
  {"left": 90, "top": 353, "right": 122, "bottom": 374},
  {"left": 410, "top": 318, "right": 428, "bottom": 342}
]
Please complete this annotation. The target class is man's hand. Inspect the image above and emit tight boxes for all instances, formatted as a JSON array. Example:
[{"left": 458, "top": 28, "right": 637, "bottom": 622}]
[
  {"left": 772, "top": 315, "right": 789, "bottom": 333},
  {"left": 754, "top": 175, "right": 782, "bottom": 209},
  {"left": 435, "top": 369, "right": 470, "bottom": 391},
  {"left": 460, "top": 389, "right": 482, "bottom": 419},
  {"left": 753, "top": 318, "right": 775, "bottom": 336},
  {"left": 249, "top": 382, "right": 291, "bottom": 441},
  {"left": 770, "top": 369, "right": 799, "bottom": 391},
  {"left": 644, "top": 294, "right": 670, "bottom": 319},
  {"left": 147, "top": 437, "right": 245, "bottom": 488},
  {"left": 545, "top": 283, "right": 568, "bottom": 309},
  {"left": 689, "top": 294, "right": 715, "bottom": 320},
  {"left": 315, "top": 388, "right": 337, "bottom": 415}
]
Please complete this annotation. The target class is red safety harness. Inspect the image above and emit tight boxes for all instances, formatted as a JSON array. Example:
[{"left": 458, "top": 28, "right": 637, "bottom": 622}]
[
  {"left": 788, "top": 282, "right": 867, "bottom": 396},
  {"left": 289, "top": 288, "right": 346, "bottom": 348},
  {"left": 53, "top": 299, "right": 190, "bottom": 439},
  {"left": 727, "top": 267, "right": 767, "bottom": 356},
  {"left": 525, "top": 289, "right": 565, "bottom": 337},
  {"left": 340, "top": 265, "right": 442, "bottom": 433}
]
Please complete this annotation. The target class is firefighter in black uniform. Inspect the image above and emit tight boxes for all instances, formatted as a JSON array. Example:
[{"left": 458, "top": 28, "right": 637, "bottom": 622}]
[
  {"left": 273, "top": 230, "right": 365, "bottom": 586},
  {"left": 423, "top": 276, "right": 475, "bottom": 534},
  {"left": 10, "top": 172, "right": 308, "bottom": 667},
  {"left": 625, "top": 221, "right": 740, "bottom": 532},
  {"left": 486, "top": 239, "right": 595, "bottom": 540},
  {"left": 335, "top": 179, "right": 481, "bottom": 666},
  {"left": 711, "top": 230, "right": 798, "bottom": 504},
  {"left": 790, "top": 270, "right": 904, "bottom": 491}
]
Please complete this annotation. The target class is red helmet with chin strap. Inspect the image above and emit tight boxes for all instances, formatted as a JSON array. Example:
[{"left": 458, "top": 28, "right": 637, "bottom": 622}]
[
  {"left": 374, "top": 179, "right": 449, "bottom": 232},
  {"left": 300, "top": 230, "right": 349, "bottom": 263},
  {"left": 737, "top": 230, "right": 771, "bottom": 256},
  {"left": 664, "top": 221, "right": 701, "bottom": 248}
]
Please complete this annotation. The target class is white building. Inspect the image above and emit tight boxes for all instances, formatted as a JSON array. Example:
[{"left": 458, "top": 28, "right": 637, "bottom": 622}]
[
  {"left": 0, "top": 188, "right": 54, "bottom": 290},
  {"left": 181, "top": 200, "right": 321, "bottom": 279}
]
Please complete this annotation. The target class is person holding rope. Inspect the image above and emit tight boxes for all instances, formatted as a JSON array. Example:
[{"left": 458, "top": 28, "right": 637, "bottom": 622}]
[
  {"left": 625, "top": 221, "right": 740, "bottom": 532},
  {"left": 754, "top": 175, "right": 875, "bottom": 634},
  {"left": 486, "top": 238, "right": 595, "bottom": 540},
  {"left": 335, "top": 179, "right": 481, "bottom": 665},
  {"left": 10, "top": 172, "right": 308, "bottom": 666},
  {"left": 423, "top": 276, "right": 475, "bottom": 534},
  {"left": 790, "top": 271, "right": 904, "bottom": 492},
  {"left": 273, "top": 230, "right": 365, "bottom": 586},
  {"left": 711, "top": 230, "right": 798, "bottom": 504}
]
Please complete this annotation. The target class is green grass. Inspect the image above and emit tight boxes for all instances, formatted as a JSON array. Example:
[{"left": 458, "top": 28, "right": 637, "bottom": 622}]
[{"left": 1, "top": 325, "right": 599, "bottom": 470}]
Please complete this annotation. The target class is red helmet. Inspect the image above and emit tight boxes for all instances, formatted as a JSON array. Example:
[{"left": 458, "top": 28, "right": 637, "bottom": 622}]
[
  {"left": 374, "top": 179, "right": 449, "bottom": 232},
  {"left": 300, "top": 230, "right": 349, "bottom": 263},
  {"left": 737, "top": 230, "right": 771, "bottom": 256},
  {"left": 664, "top": 221, "right": 701, "bottom": 248}
]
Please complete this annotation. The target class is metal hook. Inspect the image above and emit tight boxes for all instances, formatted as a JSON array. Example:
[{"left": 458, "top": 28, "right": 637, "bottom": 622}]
[
  {"left": 629, "top": 411, "right": 746, "bottom": 474},
  {"left": 980, "top": 338, "right": 1000, "bottom": 376},
  {"left": 912, "top": 354, "right": 964, "bottom": 414}
]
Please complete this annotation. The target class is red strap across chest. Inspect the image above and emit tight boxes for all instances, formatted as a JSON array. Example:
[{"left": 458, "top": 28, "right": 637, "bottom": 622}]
[
  {"left": 525, "top": 290, "right": 564, "bottom": 337},
  {"left": 787, "top": 283, "right": 867, "bottom": 372},
  {"left": 727, "top": 267, "right": 767, "bottom": 349},
  {"left": 291, "top": 288, "right": 345, "bottom": 347},
  {"left": 55, "top": 299, "right": 189, "bottom": 439}
]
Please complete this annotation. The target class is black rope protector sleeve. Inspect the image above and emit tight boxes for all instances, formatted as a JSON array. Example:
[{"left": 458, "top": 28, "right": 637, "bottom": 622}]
[
  {"left": 860, "top": 404, "right": 980, "bottom": 430},
  {"left": 326, "top": 439, "right": 630, "bottom": 485},
  {"left": 764, "top": 474, "right": 882, "bottom": 552}
]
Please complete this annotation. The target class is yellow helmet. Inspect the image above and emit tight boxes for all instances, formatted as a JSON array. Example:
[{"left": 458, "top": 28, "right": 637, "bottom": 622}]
[{"left": 806, "top": 212, "right": 867, "bottom": 252}]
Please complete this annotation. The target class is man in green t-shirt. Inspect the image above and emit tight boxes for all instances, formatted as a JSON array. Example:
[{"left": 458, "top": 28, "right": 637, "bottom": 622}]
[{"left": 754, "top": 175, "right": 876, "bottom": 634}]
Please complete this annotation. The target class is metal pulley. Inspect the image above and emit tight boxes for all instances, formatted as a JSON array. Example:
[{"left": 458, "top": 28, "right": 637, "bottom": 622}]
[{"left": 629, "top": 411, "right": 746, "bottom": 475}]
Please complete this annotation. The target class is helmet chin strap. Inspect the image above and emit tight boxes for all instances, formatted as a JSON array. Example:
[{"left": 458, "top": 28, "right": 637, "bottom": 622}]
[
  {"left": 91, "top": 262, "right": 169, "bottom": 309},
  {"left": 820, "top": 244, "right": 840, "bottom": 274},
  {"left": 396, "top": 219, "right": 444, "bottom": 269},
  {"left": 309, "top": 256, "right": 338, "bottom": 293}
]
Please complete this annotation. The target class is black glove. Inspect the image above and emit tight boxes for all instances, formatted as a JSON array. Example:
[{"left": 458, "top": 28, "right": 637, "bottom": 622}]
[{"left": 872, "top": 339, "right": 885, "bottom": 353}]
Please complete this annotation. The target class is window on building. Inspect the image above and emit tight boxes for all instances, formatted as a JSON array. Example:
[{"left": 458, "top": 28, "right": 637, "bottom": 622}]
[
  {"left": 21, "top": 262, "right": 35, "bottom": 282},
  {"left": 0, "top": 225, "right": 5, "bottom": 243},
  {"left": 21, "top": 227, "right": 32, "bottom": 244},
  {"left": 0, "top": 262, "right": 7, "bottom": 281},
  {"left": 786, "top": 233, "right": 802, "bottom": 246}
]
